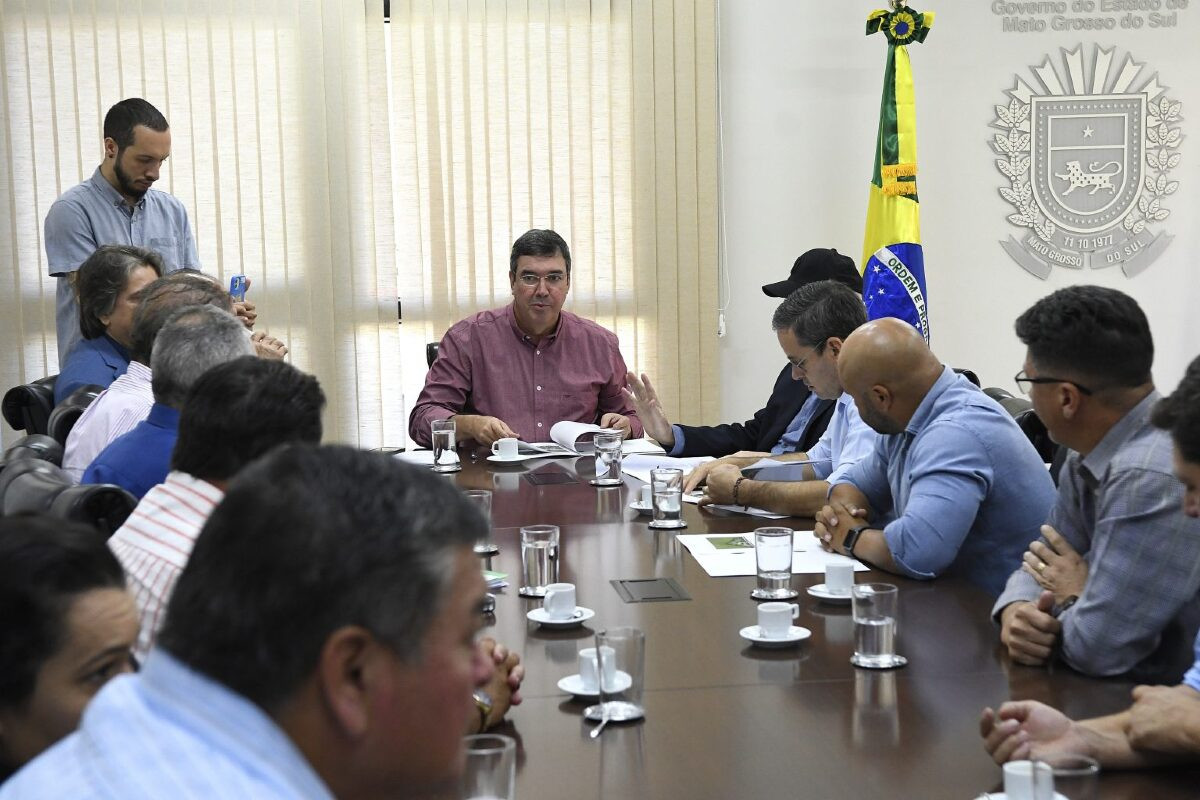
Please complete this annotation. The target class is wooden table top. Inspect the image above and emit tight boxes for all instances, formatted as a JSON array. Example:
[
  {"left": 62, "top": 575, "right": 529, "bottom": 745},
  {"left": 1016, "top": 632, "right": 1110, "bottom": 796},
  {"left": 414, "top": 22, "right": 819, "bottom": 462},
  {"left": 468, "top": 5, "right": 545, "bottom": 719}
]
[{"left": 450, "top": 453, "right": 1200, "bottom": 799}]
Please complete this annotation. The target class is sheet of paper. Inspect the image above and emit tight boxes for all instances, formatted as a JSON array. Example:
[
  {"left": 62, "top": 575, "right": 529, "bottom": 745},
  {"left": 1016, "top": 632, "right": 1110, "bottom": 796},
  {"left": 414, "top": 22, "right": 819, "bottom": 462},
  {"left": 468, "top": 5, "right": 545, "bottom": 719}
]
[
  {"left": 621, "top": 454, "right": 714, "bottom": 485},
  {"left": 741, "top": 457, "right": 831, "bottom": 482},
  {"left": 549, "top": 420, "right": 606, "bottom": 453},
  {"left": 393, "top": 450, "right": 436, "bottom": 466},
  {"left": 675, "top": 533, "right": 869, "bottom": 577}
]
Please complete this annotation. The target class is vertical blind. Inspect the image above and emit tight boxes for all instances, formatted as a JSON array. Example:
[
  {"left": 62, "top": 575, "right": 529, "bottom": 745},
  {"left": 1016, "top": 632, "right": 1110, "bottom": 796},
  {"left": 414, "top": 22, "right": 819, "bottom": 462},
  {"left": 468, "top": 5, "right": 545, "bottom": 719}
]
[{"left": 0, "top": 0, "right": 717, "bottom": 451}]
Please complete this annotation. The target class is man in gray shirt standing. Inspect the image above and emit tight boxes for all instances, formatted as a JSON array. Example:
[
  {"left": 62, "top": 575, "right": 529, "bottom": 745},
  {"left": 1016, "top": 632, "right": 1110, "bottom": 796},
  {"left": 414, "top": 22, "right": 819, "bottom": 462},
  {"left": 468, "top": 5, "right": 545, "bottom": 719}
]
[
  {"left": 44, "top": 98, "right": 201, "bottom": 364},
  {"left": 995, "top": 285, "right": 1200, "bottom": 682}
]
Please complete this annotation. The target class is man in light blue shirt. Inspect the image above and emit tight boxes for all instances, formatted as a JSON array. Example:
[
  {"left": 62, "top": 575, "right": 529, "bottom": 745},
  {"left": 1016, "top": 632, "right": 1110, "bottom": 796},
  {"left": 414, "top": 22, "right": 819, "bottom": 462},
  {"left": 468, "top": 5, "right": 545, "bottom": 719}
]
[
  {"left": 981, "top": 354, "right": 1200, "bottom": 769},
  {"left": 697, "top": 280, "right": 879, "bottom": 516},
  {"left": 815, "top": 318, "right": 1056, "bottom": 597},
  {"left": 1, "top": 445, "right": 504, "bottom": 799},
  {"left": 45, "top": 98, "right": 200, "bottom": 364}
]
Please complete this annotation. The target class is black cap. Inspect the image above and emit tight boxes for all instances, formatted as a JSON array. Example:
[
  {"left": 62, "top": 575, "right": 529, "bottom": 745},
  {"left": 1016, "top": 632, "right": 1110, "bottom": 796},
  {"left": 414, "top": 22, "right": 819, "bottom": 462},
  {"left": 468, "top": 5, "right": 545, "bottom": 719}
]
[{"left": 761, "top": 248, "right": 862, "bottom": 297}]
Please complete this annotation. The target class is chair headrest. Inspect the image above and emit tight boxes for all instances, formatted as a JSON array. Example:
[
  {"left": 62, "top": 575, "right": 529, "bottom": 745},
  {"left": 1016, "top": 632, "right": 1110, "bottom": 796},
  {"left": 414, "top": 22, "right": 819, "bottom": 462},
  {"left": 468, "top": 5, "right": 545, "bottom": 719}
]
[
  {"left": 49, "top": 485, "right": 138, "bottom": 538},
  {"left": 1, "top": 434, "right": 64, "bottom": 467},
  {"left": 3, "top": 470, "right": 70, "bottom": 516},
  {"left": 0, "top": 458, "right": 70, "bottom": 502}
]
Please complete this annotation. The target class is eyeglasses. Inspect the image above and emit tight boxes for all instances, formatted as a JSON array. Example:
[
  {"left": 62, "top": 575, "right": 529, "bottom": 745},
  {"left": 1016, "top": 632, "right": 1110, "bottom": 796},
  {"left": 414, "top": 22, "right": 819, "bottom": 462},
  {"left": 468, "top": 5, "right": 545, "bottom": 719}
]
[
  {"left": 790, "top": 345, "right": 821, "bottom": 374},
  {"left": 1013, "top": 370, "right": 1094, "bottom": 396},
  {"left": 516, "top": 272, "right": 567, "bottom": 287}
]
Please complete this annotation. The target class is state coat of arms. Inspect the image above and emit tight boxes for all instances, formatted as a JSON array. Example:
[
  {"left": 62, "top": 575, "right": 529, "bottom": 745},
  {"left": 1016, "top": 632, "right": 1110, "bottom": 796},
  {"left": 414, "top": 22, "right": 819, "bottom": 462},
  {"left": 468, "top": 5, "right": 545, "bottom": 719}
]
[{"left": 992, "top": 45, "right": 1182, "bottom": 279}]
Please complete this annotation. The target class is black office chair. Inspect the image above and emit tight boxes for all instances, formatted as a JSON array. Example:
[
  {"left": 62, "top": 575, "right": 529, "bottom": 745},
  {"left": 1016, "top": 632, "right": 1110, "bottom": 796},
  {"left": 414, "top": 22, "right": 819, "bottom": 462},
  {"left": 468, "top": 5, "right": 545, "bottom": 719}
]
[
  {"left": 0, "top": 457, "right": 136, "bottom": 538},
  {"left": 983, "top": 386, "right": 1061, "bottom": 470},
  {"left": 46, "top": 384, "right": 104, "bottom": 446},
  {"left": 426, "top": 342, "right": 440, "bottom": 368},
  {"left": 953, "top": 368, "right": 981, "bottom": 388},
  {"left": 2, "top": 375, "right": 58, "bottom": 435},
  {"left": 0, "top": 434, "right": 64, "bottom": 468}
]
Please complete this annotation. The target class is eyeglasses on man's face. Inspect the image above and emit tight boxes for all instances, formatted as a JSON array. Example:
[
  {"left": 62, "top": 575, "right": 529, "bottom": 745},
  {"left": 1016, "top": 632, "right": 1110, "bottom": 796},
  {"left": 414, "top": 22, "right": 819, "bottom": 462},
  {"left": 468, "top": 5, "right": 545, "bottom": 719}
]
[
  {"left": 790, "top": 345, "right": 822, "bottom": 375},
  {"left": 1013, "top": 370, "right": 1094, "bottom": 396},
  {"left": 516, "top": 271, "right": 567, "bottom": 287}
]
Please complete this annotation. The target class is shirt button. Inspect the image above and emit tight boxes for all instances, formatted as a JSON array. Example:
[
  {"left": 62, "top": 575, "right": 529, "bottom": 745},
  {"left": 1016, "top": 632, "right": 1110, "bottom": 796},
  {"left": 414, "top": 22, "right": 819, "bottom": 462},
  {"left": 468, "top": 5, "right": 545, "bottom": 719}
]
[
  {"left": 536, "top": 350, "right": 541, "bottom": 355},
  {"left": 536, "top": 385, "right": 542, "bottom": 391},
  {"left": 537, "top": 422, "right": 543, "bottom": 428}
]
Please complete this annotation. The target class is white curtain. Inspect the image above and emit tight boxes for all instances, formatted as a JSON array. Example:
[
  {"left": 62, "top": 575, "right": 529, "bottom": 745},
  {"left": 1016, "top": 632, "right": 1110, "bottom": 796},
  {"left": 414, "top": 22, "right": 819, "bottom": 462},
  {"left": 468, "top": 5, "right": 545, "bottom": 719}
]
[
  {"left": 0, "top": 0, "right": 400, "bottom": 449},
  {"left": 386, "top": 0, "right": 720, "bottom": 438},
  {"left": 1, "top": 0, "right": 718, "bottom": 451}
]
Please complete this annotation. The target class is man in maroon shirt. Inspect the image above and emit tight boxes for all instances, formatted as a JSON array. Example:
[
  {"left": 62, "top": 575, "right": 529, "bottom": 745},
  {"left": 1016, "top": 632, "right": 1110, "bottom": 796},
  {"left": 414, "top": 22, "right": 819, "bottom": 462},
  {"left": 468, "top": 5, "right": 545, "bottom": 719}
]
[{"left": 409, "top": 229, "right": 643, "bottom": 447}]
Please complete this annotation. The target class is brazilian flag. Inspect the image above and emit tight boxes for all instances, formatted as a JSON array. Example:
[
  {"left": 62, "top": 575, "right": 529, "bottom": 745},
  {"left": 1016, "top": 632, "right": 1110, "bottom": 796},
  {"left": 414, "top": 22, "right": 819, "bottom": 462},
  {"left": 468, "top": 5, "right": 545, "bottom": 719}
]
[{"left": 861, "top": 5, "right": 933, "bottom": 342}]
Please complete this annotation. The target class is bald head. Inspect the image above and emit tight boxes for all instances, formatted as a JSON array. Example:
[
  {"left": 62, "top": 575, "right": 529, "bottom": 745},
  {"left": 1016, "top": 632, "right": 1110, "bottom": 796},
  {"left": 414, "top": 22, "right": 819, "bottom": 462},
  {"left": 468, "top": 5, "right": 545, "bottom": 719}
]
[{"left": 839, "top": 318, "right": 943, "bottom": 434}]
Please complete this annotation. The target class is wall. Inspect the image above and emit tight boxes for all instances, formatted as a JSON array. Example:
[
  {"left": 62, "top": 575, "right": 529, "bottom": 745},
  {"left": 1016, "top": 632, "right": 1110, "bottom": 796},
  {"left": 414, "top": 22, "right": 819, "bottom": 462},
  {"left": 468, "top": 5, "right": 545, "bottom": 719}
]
[{"left": 717, "top": 0, "right": 1199, "bottom": 423}]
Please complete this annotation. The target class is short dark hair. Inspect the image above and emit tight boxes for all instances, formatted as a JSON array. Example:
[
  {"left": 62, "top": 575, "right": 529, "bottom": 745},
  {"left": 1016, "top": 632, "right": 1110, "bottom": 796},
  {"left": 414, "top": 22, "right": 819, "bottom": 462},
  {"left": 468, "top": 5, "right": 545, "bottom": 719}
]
[
  {"left": 150, "top": 305, "right": 255, "bottom": 407},
  {"left": 771, "top": 280, "right": 867, "bottom": 351},
  {"left": 103, "top": 98, "right": 169, "bottom": 150},
  {"left": 0, "top": 516, "right": 125, "bottom": 712},
  {"left": 158, "top": 445, "right": 483, "bottom": 711},
  {"left": 1152, "top": 356, "right": 1200, "bottom": 464},
  {"left": 171, "top": 357, "right": 325, "bottom": 481},
  {"left": 509, "top": 229, "right": 572, "bottom": 277},
  {"left": 1014, "top": 285, "right": 1153, "bottom": 389},
  {"left": 76, "top": 245, "right": 165, "bottom": 340},
  {"left": 130, "top": 272, "right": 233, "bottom": 364}
]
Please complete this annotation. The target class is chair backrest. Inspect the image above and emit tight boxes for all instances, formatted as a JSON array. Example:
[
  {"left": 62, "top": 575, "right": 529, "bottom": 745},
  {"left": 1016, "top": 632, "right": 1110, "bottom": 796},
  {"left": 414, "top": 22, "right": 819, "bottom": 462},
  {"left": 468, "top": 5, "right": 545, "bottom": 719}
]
[
  {"left": 2, "top": 375, "right": 58, "bottom": 435},
  {"left": 49, "top": 484, "right": 138, "bottom": 538},
  {"left": 426, "top": 342, "right": 440, "bottom": 368},
  {"left": 952, "top": 368, "right": 981, "bottom": 388},
  {"left": 0, "top": 434, "right": 64, "bottom": 467},
  {"left": 0, "top": 458, "right": 71, "bottom": 507}
]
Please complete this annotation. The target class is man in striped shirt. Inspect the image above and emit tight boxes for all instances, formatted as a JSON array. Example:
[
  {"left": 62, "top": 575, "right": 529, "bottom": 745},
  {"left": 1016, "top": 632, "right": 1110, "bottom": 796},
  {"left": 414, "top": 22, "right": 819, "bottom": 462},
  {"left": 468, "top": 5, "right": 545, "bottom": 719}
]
[{"left": 108, "top": 356, "right": 325, "bottom": 661}]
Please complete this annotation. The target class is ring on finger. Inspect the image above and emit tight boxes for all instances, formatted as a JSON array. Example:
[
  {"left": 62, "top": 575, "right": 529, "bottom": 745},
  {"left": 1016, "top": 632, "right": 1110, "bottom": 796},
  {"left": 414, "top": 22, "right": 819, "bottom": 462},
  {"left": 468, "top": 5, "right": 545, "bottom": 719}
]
[{"left": 1036, "top": 561, "right": 1047, "bottom": 573}]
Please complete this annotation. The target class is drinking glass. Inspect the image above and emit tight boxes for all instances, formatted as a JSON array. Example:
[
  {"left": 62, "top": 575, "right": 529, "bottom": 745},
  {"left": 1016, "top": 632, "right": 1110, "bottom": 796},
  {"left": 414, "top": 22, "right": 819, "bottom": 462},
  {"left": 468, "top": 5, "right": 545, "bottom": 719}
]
[
  {"left": 750, "top": 527, "right": 797, "bottom": 600},
  {"left": 1044, "top": 754, "right": 1099, "bottom": 800},
  {"left": 460, "top": 734, "right": 516, "bottom": 800},
  {"left": 850, "top": 583, "right": 907, "bottom": 669},
  {"left": 585, "top": 627, "right": 645, "bottom": 725},
  {"left": 590, "top": 430, "right": 624, "bottom": 486},
  {"left": 648, "top": 468, "right": 686, "bottom": 529},
  {"left": 519, "top": 525, "right": 559, "bottom": 597},
  {"left": 431, "top": 419, "right": 460, "bottom": 473},
  {"left": 464, "top": 489, "right": 499, "bottom": 555}
]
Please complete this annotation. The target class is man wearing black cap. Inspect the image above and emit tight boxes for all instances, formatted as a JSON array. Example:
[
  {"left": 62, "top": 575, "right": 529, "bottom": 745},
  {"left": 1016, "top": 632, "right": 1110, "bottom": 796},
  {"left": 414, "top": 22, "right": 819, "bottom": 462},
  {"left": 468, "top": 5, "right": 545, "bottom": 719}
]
[{"left": 624, "top": 248, "right": 862, "bottom": 459}]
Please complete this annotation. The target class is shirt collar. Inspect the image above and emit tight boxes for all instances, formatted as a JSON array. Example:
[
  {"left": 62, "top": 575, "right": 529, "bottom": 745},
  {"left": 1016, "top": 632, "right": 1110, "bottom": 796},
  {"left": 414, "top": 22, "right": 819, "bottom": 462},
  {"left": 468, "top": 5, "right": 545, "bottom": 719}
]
[
  {"left": 89, "top": 165, "right": 145, "bottom": 210},
  {"left": 147, "top": 402, "right": 181, "bottom": 429},
  {"left": 505, "top": 303, "right": 565, "bottom": 345},
  {"left": 1079, "top": 389, "right": 1161, "bottom": 481},
  {"left": 904, "top": 365, "right": 956, "bottom": 436},
  {"left": 126, "top": 360, "right": 153, "bottom": 385}
]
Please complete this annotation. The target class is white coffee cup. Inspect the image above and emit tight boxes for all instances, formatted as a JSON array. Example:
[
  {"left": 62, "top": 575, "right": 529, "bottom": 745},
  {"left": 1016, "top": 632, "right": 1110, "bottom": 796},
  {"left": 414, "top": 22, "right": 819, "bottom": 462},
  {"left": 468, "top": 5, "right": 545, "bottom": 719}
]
[
  {"left": 578, "top": 645, "right": 617, "bottom": 693},
  {"left": 491, "top": 437, "right": 519, "bottom": 459},
  {"left": 542, "top": 582, "right": 577, "bottom": 620},
  {"left": 638, "top": 484, "right": 651, "bottom": 505},
  {"left": 757, "top": 601, "right": 800, "bottom": 639},
  {"left": 826, "top": 562, "right": 855, "bottom": 595},
  {"left": 1003, "top": 760, "right": 1055, "bottom": 800}
]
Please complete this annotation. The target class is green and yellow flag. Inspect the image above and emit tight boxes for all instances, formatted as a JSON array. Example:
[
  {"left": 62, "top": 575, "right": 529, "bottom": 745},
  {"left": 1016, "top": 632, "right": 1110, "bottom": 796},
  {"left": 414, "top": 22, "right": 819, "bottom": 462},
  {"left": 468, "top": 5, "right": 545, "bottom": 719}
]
[{"left": 862, "top": 4, "right": 933, "bottom": 341}]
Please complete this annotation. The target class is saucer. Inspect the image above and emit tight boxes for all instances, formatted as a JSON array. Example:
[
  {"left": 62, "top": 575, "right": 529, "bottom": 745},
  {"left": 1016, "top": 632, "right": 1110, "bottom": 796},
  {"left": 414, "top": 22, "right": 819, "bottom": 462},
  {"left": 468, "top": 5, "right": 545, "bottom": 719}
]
[
  {"left": 487, "top": 454, "right": 528, "bottom": 464},
  {"left": 557, "top": 670, "right": 633, "bottom": 699},
  {"left": 807, "top": 583, "right": 852, "bottom": 604},
  {"left": 739, "top": 624, "right": 811, "bottom": 648},
  {"left": 526, "top": 606, "right": 596, "bottom": 628},
  {"left": 628, "top": 500, "right": 652, "bottom": 514}
]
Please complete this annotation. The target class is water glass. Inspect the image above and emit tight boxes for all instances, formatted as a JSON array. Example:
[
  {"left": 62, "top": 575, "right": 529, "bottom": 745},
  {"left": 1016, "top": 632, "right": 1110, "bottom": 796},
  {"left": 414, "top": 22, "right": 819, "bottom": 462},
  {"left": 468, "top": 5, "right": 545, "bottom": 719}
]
[
  {"left": 750, "top": 527, "right": 797, "bottom": 599},
  {"left": 519, "top": 524, "right": 559, "bottom": 597},
  {"left": 586, "top": 627, "right": 646, "bottom": 725},
  {"left": 460, "top": 734, "right": 516, "bottom": 800},
  {"left": 464, "top": 489, "right": 499, "bottom": 555},
  {"left": 851, "top": 583, "right": 907, "bottom": 669},
  {"left": 648, "top": 467, "right": 686, "bottom": 529},
  {"left": 431, "top": 419, "right": 460, "bottom": 473},
  {"left": 1044, "top": 754, "right": 1099, "bottom": 800},
  {"left": 590, "top": 430, "right": 624, "bottom": 486}
]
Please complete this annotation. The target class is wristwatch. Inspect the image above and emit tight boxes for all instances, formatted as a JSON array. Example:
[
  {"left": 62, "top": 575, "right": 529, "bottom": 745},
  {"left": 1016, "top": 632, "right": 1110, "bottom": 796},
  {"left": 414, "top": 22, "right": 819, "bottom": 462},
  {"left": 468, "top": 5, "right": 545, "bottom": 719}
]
[
  {"left": 842, "top": 525, "right": 869, "bottom": 558},
  {"left": 473, "top": 688, "right": 493, "bottom": 731}
]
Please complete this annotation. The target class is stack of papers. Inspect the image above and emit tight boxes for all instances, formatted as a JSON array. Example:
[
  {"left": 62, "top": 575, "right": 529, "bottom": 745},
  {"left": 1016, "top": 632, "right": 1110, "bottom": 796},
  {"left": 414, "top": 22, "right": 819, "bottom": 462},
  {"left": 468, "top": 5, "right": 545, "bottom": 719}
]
[
  {"left": 675, "top": 534, "right": 868, "bottom": 578},
  {"left": 483, "top": 569, "right": 508, "bottom": 589}
]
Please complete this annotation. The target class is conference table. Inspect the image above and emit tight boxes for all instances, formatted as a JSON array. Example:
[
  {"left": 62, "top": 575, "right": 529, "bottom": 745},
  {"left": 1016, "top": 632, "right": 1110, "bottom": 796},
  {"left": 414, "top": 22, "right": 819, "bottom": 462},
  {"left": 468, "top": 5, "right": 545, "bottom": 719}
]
[{"left": 447, "top": 451, "right": 1200, "bottom": 799}]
